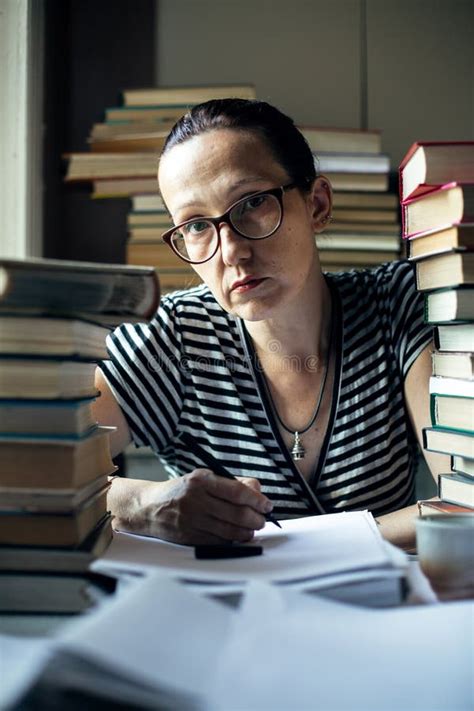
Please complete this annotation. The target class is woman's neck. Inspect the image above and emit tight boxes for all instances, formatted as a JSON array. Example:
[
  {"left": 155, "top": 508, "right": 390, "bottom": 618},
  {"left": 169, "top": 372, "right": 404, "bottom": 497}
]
[{"left": 244, "top": 268, "right": 332, "bottom": 366}]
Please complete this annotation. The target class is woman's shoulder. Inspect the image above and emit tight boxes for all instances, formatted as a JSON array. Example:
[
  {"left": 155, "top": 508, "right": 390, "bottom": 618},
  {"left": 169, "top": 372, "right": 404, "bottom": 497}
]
[
  {"left": 160, "top": 283, "right": 214, "bottom": 309},
  {"left": 326, "top": 259, "right": 416, "bottom": 303},
  {"left": 157, "top": 283, "right": 234, "bottom": 328}
]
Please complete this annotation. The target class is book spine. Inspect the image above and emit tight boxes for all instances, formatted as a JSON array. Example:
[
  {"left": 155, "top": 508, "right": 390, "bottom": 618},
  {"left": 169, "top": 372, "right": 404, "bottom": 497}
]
[{"left": 429, "top": 394, "right": 437, "bottom": 427}]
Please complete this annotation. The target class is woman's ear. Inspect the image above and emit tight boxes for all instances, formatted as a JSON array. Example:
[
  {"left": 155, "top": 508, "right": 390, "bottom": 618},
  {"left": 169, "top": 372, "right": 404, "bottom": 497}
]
[{"left": 308, "top": 176, "right": 333, "bottom": 233}]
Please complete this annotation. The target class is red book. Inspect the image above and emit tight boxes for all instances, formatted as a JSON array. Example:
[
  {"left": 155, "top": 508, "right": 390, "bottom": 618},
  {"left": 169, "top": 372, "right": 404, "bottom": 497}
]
[
  {"left": 399, "top": 141, "right": 474, "bottom": 203},
  {"left": 417, "top": 499, "right": 474, "bottom": 517},
  {"left": 401, "top": 182, "right": 474, "bottom": 239}
]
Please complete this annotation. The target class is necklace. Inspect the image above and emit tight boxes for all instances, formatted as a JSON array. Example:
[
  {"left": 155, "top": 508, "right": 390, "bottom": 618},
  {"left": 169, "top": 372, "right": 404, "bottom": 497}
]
[{"left": 264, "top": 309, "right": 334, "bottom": 461}]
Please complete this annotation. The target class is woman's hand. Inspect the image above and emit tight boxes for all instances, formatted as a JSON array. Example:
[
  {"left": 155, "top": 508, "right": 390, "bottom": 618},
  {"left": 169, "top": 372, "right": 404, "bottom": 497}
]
[{"left": 107, "top": 470, "right": 274, "bottom": 545}]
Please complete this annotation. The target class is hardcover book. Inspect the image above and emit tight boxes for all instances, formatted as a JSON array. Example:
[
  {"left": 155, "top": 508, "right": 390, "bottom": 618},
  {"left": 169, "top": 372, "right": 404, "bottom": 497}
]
[
  {"left": 315, "top": 152, "right": 390, "bottom": 174},
  {"left": 331, "top": 207, "right": 398, "bottom": 223},
  {"left": 408, "top": 225, "right": 474, "bottom": 260},
  {"left": 0, "top": 316, "right": 109, "bottom": 359},
  {"left": 0, "top": 398, "right": 98, "bottom": 438},
  {"left": 127, "top": 213, "right": 172, "bottom": 229},
  {"left": 0, "top": 257, "right": 159, "bottom": 324},
  {"left": 431, "top": 351, "right": 474, "bottom": 379},
  {"left": 415, "top": 252, "right": 474, "bottom": 290},
  {"left": 65, "top": 152, "right": 157, "bottom": 181},
  {"left": 0, "top": 359, "right": 98, "bottom": 400},
  {"left": 435, "top": 323, "right": 474, "bottom": 352},
  {"left": 0, "top": 474, "right": 110, "bottom": 512},
  {"left": 298, "top": 126, "right": 382, "bottom": 154},
  {"left": 399, "top": 141, "right": 474, "bottom": 202},
  {"left": 423, "top": 426, "right": 474, "bottom": 459},
  {"left": 315, "top": 171, "right": 388, "bottom": 193},
  {"left": 105, "top": 105, "right": 195, "bottom": 122},
  {"left": 131, "top": 194, "right": 167, "bottom": 212},
  {"left": 0, "top": 513, "right": 113, "bottom": 573},
  {"left": 122, "top": 84, "right": 256, "bottom": 107},
  {"left": 331, "top": 192, "right": 398, "bottom": 210},
  {"left": 88, "top": 132, "right": 168, "bottom": 154},
  {"left": 417, "top": 498, "right": 474, "bottom": 517},
  {"left": 438, "top": 472, "right": 474, "bottom": 509},
  {"left": 429, "top": 375, "right": 474, "bottom": 398},
  {"left": 430, "top": 393, "right": 474, "bottom": 432},
  {"left": 401, "top": 183, "right": 474, "bottom": 239},
  {"left": 452, "top": 455, "right": 474, "bottom": 478},
  {"left": 0, "top": 486, "right": 110, "bottom": 547},
  {"left": 424, "top": 288, "right": 474, "bottom": 323},
  {"left": 0, "top": 427, "right": 116, "bottom": 489},
  {"left": 92, "top": 177, "right": 159, "bottom": 198}
]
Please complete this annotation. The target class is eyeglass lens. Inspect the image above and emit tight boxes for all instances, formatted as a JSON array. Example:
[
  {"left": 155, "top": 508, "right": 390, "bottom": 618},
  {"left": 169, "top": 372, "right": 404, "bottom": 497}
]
[{"left": 171, "top": 192, "right": 282, "bottom": 262}]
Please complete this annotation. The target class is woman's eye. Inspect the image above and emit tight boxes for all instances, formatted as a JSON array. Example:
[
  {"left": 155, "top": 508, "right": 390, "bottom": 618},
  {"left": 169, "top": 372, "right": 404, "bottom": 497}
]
[
  {"left": 243, "top": 195, "right": 266, "bottom": 211},
  {"left": 184, "top": 221, "right": 210, "bottom": 236}
]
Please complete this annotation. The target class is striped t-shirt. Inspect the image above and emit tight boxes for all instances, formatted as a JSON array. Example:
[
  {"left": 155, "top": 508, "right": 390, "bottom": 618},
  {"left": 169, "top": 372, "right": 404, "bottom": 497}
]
[{"left": 101, "top": 260, "right": 433, "bottom": 518}]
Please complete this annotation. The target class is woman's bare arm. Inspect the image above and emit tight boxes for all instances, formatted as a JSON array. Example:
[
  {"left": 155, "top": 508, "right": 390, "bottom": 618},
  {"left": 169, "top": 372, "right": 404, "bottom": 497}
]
[
  {"left": 376, "top": 342, "right": 450, "bottom": 551},
  {"left": 92, "top": 368, "right": 132, "bottom": 457},
  {"left": 92, "top": 367, "right": 272, "bottom": 545}
]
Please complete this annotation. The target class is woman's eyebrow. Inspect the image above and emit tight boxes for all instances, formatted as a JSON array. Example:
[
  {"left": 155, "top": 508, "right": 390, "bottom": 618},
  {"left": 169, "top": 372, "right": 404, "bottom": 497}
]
[
  {"left": 233, "top": 176, "right": 268, "bottom": 187},
  {"left": 171, "top": 178, "right": 273, "bottom": 220}
]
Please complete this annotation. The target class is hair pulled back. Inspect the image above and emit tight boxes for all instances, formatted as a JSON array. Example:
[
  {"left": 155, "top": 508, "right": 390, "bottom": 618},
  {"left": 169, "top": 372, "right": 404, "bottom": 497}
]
[{"left": 161, "top": 98, "right": 317, "bottom": 191}]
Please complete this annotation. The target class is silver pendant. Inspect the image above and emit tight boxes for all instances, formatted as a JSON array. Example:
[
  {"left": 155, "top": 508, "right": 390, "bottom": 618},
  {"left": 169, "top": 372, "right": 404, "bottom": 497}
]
[{"left": 291, "top": 431, "right": 305, "bottom": 460}]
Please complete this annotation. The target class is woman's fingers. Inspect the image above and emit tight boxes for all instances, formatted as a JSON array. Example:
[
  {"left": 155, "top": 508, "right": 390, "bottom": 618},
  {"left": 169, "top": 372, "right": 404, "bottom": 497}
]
[
  {"left": 194, "top": 470, "right": 271, "bottom": 514},
  {"left": 237, "top": 476, "right": 262, "bottom": 493},
  {"left": 112, "top": 469, "right": 273, "bottom": 546},
  {"left": 178, "top": 470, "right": 269, "bottom": 540}
]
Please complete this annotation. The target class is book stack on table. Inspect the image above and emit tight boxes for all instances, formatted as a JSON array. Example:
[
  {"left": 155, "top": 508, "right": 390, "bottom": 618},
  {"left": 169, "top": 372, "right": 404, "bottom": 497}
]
[
  {"left": 125, "top": 190, "right": 198, "bottom": 294},
  {"left": 0, "top": 257, "right": 159, "bottom": 612},
  {"left": 399, "top": 142, "right": 474, "bottom": 518},
  {"left": 299, "top": 126, "right": 400, "bottom": 271}
]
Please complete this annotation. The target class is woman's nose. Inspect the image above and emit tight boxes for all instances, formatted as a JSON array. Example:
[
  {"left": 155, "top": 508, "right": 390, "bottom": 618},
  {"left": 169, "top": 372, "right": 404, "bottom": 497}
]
[{"left": 218, "top": 222, "right": 252, "bottom": 265}]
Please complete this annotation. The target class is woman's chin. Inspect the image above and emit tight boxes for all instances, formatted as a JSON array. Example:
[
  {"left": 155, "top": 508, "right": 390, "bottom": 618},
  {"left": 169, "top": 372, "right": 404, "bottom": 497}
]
[
  {"left": 213, "top": 280, "right": 284, "bottom": 321},
  {"left": 227, "top": 296, "right": 279, "bottom": 322}
]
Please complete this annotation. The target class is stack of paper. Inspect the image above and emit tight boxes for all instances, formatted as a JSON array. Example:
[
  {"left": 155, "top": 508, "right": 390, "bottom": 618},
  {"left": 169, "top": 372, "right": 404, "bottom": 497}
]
[
  {"left": 1, "top": 573, "right": 232, "bottom": 710},
  {"left": 93, "top": 511, "right": 407, "bottom": 605},
  {"left": 208, "top": 582, "right": 473, "bottom": 711},
  {"left": 2, "top": 572, "right": 472, "bottom": 710}
]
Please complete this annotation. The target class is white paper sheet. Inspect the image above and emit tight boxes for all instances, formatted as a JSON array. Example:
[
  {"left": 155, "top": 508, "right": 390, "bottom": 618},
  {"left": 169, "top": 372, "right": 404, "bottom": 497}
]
[
  {"left": 58, "top": 570, "right": 235, "bottom": 699},
  {"left": 2, "top": 569, "right": 470, "bottom": 711},
  {"left": 94, "top": 510, "right": 394, "bottom": 585},
  {"left": 0, "top": 635, "right": 54, "bottom": 710},
  {"left": 208, "top": 583, "right": 474, "bottom": 711}
]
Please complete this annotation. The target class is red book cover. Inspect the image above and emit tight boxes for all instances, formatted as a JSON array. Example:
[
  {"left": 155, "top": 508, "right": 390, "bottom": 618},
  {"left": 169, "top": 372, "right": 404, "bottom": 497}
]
[
  {"left": 417, "top": 499, "right": 474, "bottom": 516},
  {"left": 401, "top": 182, "right": 474, "bottom": 239},
  {"left": 399, "top": 141, "right": 474, "bottom": 203}
]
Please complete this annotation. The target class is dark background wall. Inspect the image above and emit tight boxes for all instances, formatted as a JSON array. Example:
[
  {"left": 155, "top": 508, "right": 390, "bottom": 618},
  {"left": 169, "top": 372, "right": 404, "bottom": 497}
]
[
  {"left": 42, "top": 0, "right": 156, "bottom": 263},
  {"left": 156, "top": 0, "right": 473, "bottom": 167}
]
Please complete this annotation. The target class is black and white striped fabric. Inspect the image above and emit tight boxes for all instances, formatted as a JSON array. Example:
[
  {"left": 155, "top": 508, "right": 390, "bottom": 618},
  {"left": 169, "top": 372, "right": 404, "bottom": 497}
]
[{"left": 100, "top": 260, "right": 433, "bottom": 518}]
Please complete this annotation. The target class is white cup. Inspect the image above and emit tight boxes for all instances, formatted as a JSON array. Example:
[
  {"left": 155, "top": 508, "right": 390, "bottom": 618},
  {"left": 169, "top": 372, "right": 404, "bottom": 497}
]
[{"left": 416, "top": 515, "right": 474, "bottom": 600}]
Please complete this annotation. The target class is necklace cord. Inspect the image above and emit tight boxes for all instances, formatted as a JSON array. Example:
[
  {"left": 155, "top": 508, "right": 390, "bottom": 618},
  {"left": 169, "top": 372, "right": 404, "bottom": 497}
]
[{"left": 264, "top": 302, "right": 335, "bottom": 438}]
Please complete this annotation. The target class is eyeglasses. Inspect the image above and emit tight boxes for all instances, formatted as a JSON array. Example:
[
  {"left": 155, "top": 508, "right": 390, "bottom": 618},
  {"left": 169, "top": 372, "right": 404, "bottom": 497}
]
[{"left": 162, "top": 182, "right": 297, "bottom": 264}]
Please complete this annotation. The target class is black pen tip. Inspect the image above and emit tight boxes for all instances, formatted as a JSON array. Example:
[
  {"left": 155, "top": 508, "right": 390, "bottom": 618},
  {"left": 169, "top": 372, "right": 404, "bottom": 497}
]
[{"left": 267, "top": 515, "right": 282, "bottom": 528}]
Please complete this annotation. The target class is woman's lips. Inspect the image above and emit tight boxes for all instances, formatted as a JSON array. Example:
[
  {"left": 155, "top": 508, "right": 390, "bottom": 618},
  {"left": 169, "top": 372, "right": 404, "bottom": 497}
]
[{"left": 231, "top": 277, "right": 266, "bottom": 293}]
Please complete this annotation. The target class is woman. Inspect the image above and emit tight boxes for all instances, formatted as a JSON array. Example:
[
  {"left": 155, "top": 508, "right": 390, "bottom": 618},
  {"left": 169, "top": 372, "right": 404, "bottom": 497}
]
[{"left": 94, "top": 99, "right": 448, "bottom": 550}]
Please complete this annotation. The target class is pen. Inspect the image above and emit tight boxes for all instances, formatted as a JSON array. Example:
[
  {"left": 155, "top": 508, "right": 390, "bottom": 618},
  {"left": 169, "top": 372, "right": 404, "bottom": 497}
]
[{"left": 179, "top": 432, "right": 281, "bottom": 529}]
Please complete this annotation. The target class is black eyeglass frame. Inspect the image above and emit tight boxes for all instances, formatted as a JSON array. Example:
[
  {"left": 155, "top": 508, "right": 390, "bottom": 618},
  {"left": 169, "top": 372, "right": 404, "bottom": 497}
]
[{"left": 161, "top": 182, "right": 298, "bottom": 264}]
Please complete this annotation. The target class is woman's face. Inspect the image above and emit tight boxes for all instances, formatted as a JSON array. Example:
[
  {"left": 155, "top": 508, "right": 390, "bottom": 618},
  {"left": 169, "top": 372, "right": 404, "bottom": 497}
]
[{"left": 158, "top": 128, "right": 327, "bottom": 321}]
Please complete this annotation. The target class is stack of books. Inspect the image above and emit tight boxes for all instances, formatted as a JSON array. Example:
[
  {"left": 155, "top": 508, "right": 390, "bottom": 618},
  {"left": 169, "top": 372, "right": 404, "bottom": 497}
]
[
  {"left": 299, "top": 126, "right": 400, "bottom": 271},
  {"left": 398, "top": 142, "right": 474, "bottom": 518},
  {"left": 125, "top": 191, "right": 198, "bottom": 294},
  {"left": 0, "top": 257, "right": 159, "bottom": 611},
  {"left": 65, "top": 84, "right": 256, "bottom": 294}
]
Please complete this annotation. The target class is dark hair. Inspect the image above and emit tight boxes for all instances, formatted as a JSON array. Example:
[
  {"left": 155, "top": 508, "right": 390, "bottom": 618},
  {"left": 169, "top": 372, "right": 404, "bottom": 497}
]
[{"left": 161, "top": 98, "right": 317, "bottom": 191}]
